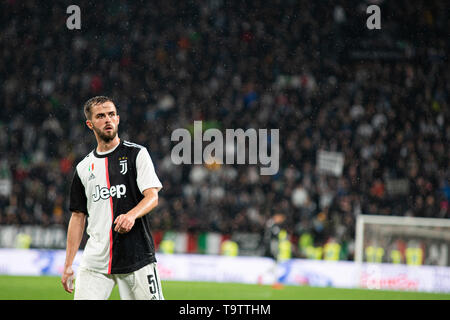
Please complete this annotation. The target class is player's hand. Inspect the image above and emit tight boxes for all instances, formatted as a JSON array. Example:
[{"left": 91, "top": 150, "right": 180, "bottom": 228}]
[
  {"left": 61, "top": 266, "right": 74, "bottom": 293},
  {"left": 114, "top": 213, "right": 136, "bottom": 234}
]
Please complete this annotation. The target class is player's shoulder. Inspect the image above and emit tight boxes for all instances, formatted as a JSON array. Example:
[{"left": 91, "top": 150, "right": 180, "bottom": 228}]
[
  {"left": 122, "top": 140, "right": 149, "bottom": 156},
  {"left": 122, "top": 140, "right": 146, "bottom": 150},
  {"left": 74, "top": 150, "right": 95, "bottom": 171},
  {"left": 121, "top": 140, "right": 149, "bottom": 161}
]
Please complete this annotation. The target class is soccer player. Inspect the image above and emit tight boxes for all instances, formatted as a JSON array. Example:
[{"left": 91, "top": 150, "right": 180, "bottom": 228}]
[{"left": 61, "top": 96, "right": 164, "bottom": 300}]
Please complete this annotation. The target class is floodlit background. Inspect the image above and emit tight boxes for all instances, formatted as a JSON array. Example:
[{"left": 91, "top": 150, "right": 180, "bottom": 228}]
[{"left": 0, "top": 0, "right": 449, "bottom": 298}]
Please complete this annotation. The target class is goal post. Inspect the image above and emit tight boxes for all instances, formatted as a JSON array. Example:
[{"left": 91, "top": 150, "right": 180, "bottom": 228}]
[{"left": 355, "top": 215, "right": 450, "bottom": 266}]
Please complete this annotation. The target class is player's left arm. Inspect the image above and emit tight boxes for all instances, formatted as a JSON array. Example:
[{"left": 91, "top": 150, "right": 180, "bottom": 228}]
[
  {"left": 114, "top": 147, "right": 162, "bottom": 234},
  {"left": 114, "top": 187, "right": 159, "bottom": 234}
]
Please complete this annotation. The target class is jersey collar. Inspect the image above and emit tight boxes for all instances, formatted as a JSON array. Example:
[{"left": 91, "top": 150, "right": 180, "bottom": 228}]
[{"left": 93, "top": 140, "right": 122, "bottom": 158}]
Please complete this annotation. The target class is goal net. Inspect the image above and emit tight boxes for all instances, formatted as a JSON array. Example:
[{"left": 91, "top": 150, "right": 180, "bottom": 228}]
[{"left": 355, "top": 215, "right": 450, "bottom": 266}]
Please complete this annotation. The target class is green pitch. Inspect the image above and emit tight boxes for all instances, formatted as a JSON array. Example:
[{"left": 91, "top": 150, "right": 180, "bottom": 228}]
[{"left": 0, "top": 275, "right": 449, "bottom": 300}]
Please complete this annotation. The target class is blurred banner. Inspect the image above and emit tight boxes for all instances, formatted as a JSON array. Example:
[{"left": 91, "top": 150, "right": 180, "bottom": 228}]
[
  {"left": 0, "top": 227, "right": 264, "bottom": 255},
  {"left": 0, "top": 249, "right": 83, "bottom": 276},
  {"left": 156, "top": 253, "right": 276, "bottom": 284},
  {"left": 0, "top": 249, "right": 276, "bottom": 285},
  {"left": 0, "top": 225, "right": 66, "bottom": 249},
  {"left": 0, "top": 179, "right": 11, "bottom": 197},
  {"left": 1, "top": 249, "right": 450, "bottom": 293},
  {"left": 0, "top": 160, "right": 11, "bottom": 197},
  {"left": 277, "top": 259, "right": 450, "bottom": 293},
  {"left": 317, "top": 150, "right": 344, "bottom": 177}
]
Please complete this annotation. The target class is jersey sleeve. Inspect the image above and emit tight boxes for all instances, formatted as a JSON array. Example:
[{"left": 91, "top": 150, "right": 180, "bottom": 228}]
[
  {"left": 136, "top": 147, "right": 163, "bottom": 193},
  {"left": 69, "top": 168, "right": 88, "bottom": 215}
]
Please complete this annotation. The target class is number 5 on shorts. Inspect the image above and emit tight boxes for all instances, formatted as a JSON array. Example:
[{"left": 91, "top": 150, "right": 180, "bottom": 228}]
[{"left": 147, "top": 275, "right": 157, "bottom": 294}]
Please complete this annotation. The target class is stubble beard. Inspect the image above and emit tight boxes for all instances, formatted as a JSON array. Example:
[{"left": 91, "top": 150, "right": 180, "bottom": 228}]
[{"left": 93, "top": 125, "right": 118, "bottom": 143}]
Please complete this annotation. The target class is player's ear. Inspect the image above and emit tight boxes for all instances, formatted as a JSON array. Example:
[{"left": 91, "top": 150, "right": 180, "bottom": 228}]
[{"left": 86, "top": 119, "right": 93, "bottom": 130}]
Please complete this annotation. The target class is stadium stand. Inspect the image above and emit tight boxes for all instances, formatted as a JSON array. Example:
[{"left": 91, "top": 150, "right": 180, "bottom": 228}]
[{"left": 0, "top": 0, "right": 448, "bottom": 261}]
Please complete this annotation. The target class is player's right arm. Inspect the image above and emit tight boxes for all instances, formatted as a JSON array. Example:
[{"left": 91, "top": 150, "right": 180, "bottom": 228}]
[
  {"left": 61, "top": 211, "right": 86, "bottom": 293},
  {"left": 62, "top": 167, "right": 89, "bottom": 293}
]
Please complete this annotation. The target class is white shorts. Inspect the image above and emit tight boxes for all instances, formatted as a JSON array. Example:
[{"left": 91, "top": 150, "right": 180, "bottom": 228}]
[{"left": 74, "top": 263, "right": 164, "bottom": 300}]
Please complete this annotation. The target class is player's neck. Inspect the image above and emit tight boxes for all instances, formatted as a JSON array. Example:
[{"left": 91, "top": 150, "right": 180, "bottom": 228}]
[{"left": 96, "top": 136, "right": 120, "bottom": 153}]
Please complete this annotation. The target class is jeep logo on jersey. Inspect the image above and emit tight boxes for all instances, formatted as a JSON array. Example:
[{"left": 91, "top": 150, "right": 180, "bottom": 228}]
[{"left": 93, "top": 184, "right": 126, "bottom": 202}]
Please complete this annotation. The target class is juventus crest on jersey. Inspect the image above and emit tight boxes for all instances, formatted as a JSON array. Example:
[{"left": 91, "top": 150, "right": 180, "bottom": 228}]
[{"left": 69, "top": 140, "right": 162, "bottom": 274}]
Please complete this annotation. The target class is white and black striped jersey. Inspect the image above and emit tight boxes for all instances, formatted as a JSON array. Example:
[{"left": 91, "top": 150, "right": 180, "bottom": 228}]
[{"left": 69, "top": 140, "right": 162, "bottom": 274}]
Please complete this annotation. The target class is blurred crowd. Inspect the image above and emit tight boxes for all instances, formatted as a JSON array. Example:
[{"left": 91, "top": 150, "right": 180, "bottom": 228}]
[{"left": 0, "top": 0, "right": 448, "bottom": 259}]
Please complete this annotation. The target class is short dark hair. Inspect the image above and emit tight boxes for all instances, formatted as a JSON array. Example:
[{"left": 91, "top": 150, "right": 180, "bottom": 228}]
[{"left": 83, "top": 96, "right": 116, "bottom": 120}]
